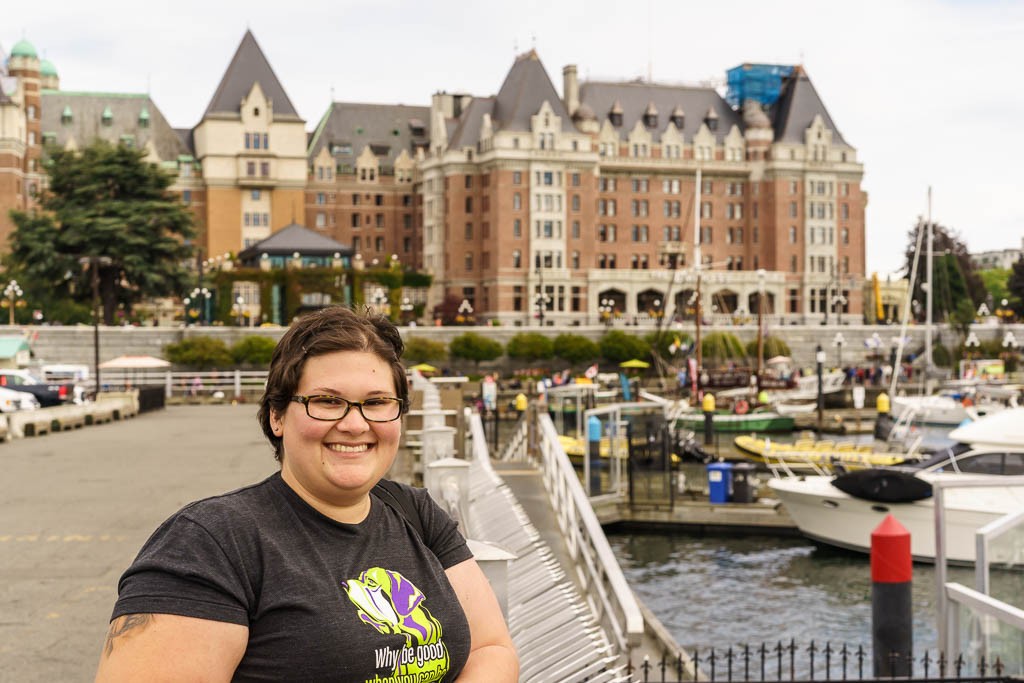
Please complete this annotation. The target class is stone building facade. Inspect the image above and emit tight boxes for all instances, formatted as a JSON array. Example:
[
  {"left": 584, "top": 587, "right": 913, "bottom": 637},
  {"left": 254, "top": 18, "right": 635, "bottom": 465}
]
[{"left": 0, "top": 32, "right": 867, "bottom": 324}]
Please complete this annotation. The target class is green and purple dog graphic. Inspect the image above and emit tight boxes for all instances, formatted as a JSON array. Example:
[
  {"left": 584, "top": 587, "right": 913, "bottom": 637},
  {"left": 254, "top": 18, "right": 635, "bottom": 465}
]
[{"left": 344, "top": 567, "right": 450, "bottom": 679}]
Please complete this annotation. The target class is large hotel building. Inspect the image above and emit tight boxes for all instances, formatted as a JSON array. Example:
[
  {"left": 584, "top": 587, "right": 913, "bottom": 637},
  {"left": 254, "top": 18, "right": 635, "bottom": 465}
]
[{"left": 0, "top": 31, "right": 866, "bottom": 325}]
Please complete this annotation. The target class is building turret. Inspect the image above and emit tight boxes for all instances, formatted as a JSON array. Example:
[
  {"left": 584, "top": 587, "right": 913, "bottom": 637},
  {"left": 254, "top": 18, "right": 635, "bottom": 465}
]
[{"left": 39, "top": 59, "right": 59, "bottom": 90}]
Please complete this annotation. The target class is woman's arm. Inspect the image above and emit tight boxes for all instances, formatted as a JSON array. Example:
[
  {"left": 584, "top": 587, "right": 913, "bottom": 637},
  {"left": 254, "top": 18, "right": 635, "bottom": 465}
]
[
  {"left": 446, "top": 559, "right": 519, "bottom": 682},
  {"left": 95, "top": 613, "right": 248, "bottom": 683}
]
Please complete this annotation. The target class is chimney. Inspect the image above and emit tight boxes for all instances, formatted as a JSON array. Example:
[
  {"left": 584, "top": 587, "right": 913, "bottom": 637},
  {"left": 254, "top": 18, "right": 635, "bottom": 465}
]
[{"left": 563, "top": 64, "right": 579, "bottom": 117}]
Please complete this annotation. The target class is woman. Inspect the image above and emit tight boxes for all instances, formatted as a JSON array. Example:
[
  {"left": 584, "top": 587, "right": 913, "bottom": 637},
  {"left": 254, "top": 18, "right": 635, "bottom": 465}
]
[{"left": 96, "top": 306, "right": 518, "bottom": 682}]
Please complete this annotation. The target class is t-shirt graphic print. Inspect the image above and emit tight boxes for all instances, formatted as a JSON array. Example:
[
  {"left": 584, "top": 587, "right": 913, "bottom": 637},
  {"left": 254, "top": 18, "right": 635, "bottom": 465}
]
[{"left": 345, "top": 567, "right": 451, "bottom": 682}]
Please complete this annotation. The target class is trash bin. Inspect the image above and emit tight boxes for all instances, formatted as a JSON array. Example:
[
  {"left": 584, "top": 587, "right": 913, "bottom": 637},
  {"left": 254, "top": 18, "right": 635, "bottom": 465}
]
[
  {"left": 706, "top": 461, "right": 733, "bottom": 504},
  {"left": 731, "top": 462, "right": 757, "bottom": 503}
]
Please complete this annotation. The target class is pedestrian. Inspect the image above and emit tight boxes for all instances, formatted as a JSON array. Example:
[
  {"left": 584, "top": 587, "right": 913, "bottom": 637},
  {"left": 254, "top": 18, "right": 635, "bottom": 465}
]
[{"left": 95, "top": 306, "right": 518, "bottom": 682}]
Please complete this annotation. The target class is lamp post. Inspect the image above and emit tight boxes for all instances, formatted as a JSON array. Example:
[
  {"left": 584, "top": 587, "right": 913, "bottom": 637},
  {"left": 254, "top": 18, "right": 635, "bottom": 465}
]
[
  {"left": 833, "top": 293, "right": 847, "bottom": 326},
  {"left": 535, "top": 290, "right": 551, "bottom": 327},
  {"left": 188, "top": 287, "right": 211, "bottom": 325},
  {"left": 3, "top": 279, "right": 23, "bottom": 326},
  {"left": 370, "top": 287, "right": 387, "bottom": 314},
  {"left": 816, "top": 344, "right": 826, "bottom": 433},
  {"left": 964, "top": 331, "right": 981, "bottom": 379},
  {"left": 599, "top": 298, "right": 614, "bottom": 327},
  {"left": 833, "top": 331, "right": 846, "bottom": 370},
  {"left": 458, "top": 298, "right": 474, "bottom": 325},
  {"left": 235, "top": 295, "right": 245, "bottom": 326},
  {"left": 79, "top": 256, "right": 113, "bottom": 397},
  {"left": 400, "top": 297, "right": 414, "bottom": 325}
]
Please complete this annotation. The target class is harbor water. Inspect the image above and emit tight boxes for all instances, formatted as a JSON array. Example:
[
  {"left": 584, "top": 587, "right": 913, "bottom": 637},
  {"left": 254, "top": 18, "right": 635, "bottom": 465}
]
[{"left": 608, "top": 531, "right": 1024, "bottom": 655}]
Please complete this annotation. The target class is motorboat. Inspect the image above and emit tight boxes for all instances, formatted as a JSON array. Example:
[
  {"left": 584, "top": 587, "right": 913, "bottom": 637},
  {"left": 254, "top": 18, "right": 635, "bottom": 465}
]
[
  {"left": 734, "top": 435, "right": 908, "bottom": 473},
  {"left": 889, "top": 387, "right": 1015, "bottom": 427},
  {"left": 767, "top": 408, "right": 1024, "bottom": 564}
]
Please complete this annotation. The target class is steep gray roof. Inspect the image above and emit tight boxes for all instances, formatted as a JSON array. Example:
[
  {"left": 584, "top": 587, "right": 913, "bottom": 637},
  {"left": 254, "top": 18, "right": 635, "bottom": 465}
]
[
  {"left": 40, "top": 91, "right": 189, "bottom": 160},
  {"left": 448, "top": 96, "right": 494, "bottom": 148},
  {"left": 203, "top": 30, "right": 300, "bottom": 120},
  {"left": 492, "top": 50, "right": 574, "bottom": 133},
  {"left": 579, "top": 80, "right": 741, "bottom": 141},
  {"left": 307, "top": 102, "right": 429, "bottom": 166},
  {"left": 769, "top": 67, "right": 849, "bottom": 146},
  {"left": 237, "top": 222, "right": 351, "bottom": 260}
]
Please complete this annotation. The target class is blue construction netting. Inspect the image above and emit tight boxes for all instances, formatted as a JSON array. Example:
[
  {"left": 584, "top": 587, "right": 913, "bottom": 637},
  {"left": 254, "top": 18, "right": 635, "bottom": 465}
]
[{"left": 726, "top": 63, "right": 794, "bottom": 108}]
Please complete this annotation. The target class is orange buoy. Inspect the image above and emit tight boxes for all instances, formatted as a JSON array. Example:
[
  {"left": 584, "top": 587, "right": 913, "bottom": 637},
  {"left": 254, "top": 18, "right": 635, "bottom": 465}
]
[{"left": 734, "top": 398, "right": 750, "bottom": 415}]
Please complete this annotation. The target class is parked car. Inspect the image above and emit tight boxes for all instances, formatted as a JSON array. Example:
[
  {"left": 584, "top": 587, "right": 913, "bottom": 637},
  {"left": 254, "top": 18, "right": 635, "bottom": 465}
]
[
  {"left": 0, "top": 369, "right": 73, "bottom": 407},
  {"left": 0, "top": 385, "right": 40, "bottom": 412}
]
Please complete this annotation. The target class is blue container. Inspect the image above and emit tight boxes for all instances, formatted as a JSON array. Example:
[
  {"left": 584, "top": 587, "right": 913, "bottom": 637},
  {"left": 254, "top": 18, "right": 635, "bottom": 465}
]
[{"left": 706, "top": 462, "right": 733, "bottom": 504}]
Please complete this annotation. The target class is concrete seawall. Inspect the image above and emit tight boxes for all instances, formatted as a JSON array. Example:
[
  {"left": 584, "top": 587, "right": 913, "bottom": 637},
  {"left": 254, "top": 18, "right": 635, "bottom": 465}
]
[{"left": 8, "top": 322, "right": 1018, "bottom": 372}]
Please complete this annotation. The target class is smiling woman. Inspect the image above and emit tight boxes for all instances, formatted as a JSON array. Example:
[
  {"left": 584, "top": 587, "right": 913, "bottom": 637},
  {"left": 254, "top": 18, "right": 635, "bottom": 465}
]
[{"left": 95, "top": 306, "right": 518, "bottom": 683}]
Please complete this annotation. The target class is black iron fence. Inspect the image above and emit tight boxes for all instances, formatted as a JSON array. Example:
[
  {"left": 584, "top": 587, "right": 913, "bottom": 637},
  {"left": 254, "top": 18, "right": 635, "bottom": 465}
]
[{"left": 629, "top": 643, "right": 1017, "bottom": 683}]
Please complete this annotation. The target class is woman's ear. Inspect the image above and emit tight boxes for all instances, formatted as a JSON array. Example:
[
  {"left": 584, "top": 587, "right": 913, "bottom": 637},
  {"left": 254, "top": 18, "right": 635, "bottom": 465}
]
[{"left": 270, "top": 410, "right": 284, "bottom": 436}]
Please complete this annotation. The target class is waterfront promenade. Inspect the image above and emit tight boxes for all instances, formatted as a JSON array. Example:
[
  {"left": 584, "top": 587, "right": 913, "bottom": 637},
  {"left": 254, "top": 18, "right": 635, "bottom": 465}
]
[{"left": 0, "top": 404, "right": 277, "bottom": 682}]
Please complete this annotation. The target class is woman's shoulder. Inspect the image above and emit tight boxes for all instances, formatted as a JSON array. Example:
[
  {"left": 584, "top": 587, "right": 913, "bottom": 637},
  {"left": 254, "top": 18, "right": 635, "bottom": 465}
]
[{"left": 175, "top": 473, "right": 283, "bottom": 530}]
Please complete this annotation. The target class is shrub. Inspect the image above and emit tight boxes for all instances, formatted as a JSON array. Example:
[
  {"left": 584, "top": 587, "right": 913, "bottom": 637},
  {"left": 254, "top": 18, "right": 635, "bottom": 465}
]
[
  {"left": 403, "top": 336, "right": 448, "bottom": 363},
  {"left": 701, "top": 331, "right": 746, "bottom": 364},
  {"left": 506, "top": 332, "right": 554, "bottom": 361},
  {"left": 448, "top": 332, "right": 503, "bottom": 367},
  {"left": 164, "top": 337, "right": 233, "bottom": 369},
  {"left": 230, "top": 336, "right": 278, "bottom": 367},
  {"left": 744, "top": 335, "right": 791, "bottom": 362},
  {"left": 599, "top": 330, "right": 650, "bottom": 364},
  {"left": 553, "top": 334, "right": 599, "bottom": 367}
]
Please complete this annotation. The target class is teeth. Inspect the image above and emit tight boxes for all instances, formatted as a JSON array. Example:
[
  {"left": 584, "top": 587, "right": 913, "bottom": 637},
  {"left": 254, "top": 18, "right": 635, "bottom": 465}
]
[{"left": 326, "top": 443, "right": 370, "bottom": 453}]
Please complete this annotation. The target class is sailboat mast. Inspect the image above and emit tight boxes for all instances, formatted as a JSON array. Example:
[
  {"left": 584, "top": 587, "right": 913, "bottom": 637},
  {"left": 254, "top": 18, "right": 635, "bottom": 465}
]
[
  {"left": 925, "top": 186, "right": 934, "bottom": 377},
  {"left": 694, "top": 168, "right": 703, "bottom": 391}
]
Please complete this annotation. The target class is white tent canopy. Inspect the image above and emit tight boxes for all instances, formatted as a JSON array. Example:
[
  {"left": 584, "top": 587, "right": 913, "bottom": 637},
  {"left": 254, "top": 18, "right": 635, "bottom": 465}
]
[{"left": 98, "top": 355, "right": 171, "bottom": 369}]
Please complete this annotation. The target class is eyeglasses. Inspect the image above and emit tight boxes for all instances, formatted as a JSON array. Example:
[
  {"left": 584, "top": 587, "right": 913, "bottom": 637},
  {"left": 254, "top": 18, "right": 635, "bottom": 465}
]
[{"left": 290, "top": 395, "right": 405, "bottom": 422}]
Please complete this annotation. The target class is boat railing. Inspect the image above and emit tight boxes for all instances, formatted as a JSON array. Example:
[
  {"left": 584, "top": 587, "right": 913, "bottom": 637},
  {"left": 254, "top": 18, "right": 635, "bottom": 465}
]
[
  {"left": 934, "top": 476, "right": 1024, "bottom": 672},
  {"left": 760, "top": 439, "right": 843, "bottom": 479}
]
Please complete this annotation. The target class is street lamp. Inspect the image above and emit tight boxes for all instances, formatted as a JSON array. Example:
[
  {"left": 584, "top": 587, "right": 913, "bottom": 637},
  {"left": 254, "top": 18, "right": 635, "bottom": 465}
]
[
  {"left": 79, "top": 256, "right": 113, "bottom": 396},
  {"left": 400, "top": 297, "right": 415, "bottom": 325},
  {"left": 458, "top": 299, "right": 474, "bottom": 325},
  {"left": 3, "top": 279, "right": 24, "bottom": 326},
  {"left": 964, "top": 331, "right": 981, "bottom": 379},
  {"left": 756, "top": 269, "right": 766, "bottom": 392},
  {"left": 370, "top": 287, "right": 387, "bottom": 314},
  {"left": 188, "top": 287, "right": 211, "bottom": 325},
  {"left": 235, "top": 295, "right": 245, "bottom": 326},
  {"left": 599, "top": 298, "right": 615, "bottom": 326},
  {"left": 833, "top": 331, "right": 846, "bottom": 369},
  {"left": 535, "top": 290, "right": 551, "bottom": 326},
  {"left": 997, "top": 298, "right": 1014, "bottom": 324},
  {"left": 833, "top": 293, "right": 847, "bottom": 326}
]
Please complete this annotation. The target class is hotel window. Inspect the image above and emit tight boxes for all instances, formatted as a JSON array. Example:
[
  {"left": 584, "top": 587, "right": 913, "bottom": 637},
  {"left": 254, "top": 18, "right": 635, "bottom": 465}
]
[
  {"left": 262, "top": 213, "right": 270, "bottom": 226},
  {"left": 843, "top": 256, "right": 850, "bottom": 274},
  {"left": 316, "top": 213, "right": 326, "bottom": 228},
  {"left": 351, "top": 214, "right": 361, "bottom": 228},
  {"left": 571, "top": 251, "right": 580, "bottom": 269},
  {"left": 513, "top": 193, "right": 521, "bottom": 210},
  {"left": 316, "top": 193, "right": 325, "bottom": 205},
  {"left": 465, "top": 223, "right": 473, "bottom": 240},
  {"left": 376, "top": 213, "right": 384, "bottom": 228},
  {"left": 789, "top": 201, "right": 798, "bottom": 217},
  {"left": 842, "top": 228, "right": 849, "bottom": 245},
  {"left": 571, "top": 195, "right": 580, "bottom": 212},
  {"left": 571, "top": 173, "right": 580, "bottom": 186},
  {"left": 465, "top": 197, "right": 472, "bottom": 212},
  {"left": 700, "top": 202, "right": 712, "bottom": 219},
  {"left": 572, "top": 221, "right": 580, "bottom": 239},
  {"left": 513, "top": 219, "right": 522, "bottom": 237},
  {"left": 513, "top": 171, "right": 522, "bottom": 185},
  {"left": 375, "top": 237, "right": 384, "bottom": 251},
  {"left": 182, "top": 190, "right": 191, "bottom": 204},
  {"left": 512, "top": 250, "right": 521, "bottom": 268},
  {"left": 465, "top": 253, "right": 473, "bottom": 271},
  {"left": 789, "top": 226, "right": 797, "bottom": 243},
  {"left": 841, "top": 204, "right": 849, "bottom": 220},
  {"left": 252, "top": 190, "right": 261, "bottom": 200},
  {"left": 702, "top": 180, "right": 713, "bottom": 194},
  {"left": 246, "top": 161, "right": 256, "bottom": 176},
  {"left": 464, "top": 175, "right": 472, "bottom": 189},
  {"left": 243, "top": 212, "right": 251, "bottom": 226},
  {"left": 260, "top": 162, "right": 269, "bottom": 177},
  {"left": 791, "top": 255, "right": 798, "bottom": 273},
  {"left": 790, "top": 180, "right": 798, "bottom": 194}
]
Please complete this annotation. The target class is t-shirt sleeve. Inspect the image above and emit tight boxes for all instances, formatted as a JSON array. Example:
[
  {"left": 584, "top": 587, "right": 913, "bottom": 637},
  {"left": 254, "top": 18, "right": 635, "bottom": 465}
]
[
  {"left": 411, "top": 487, "right": 474, "bottom": 569},
  {"left": 111, "top": 512, "right": 252, "bottom": 626}
]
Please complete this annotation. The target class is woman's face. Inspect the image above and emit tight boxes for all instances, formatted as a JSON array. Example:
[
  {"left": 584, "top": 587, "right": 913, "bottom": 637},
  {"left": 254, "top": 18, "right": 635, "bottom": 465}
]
[{"left": 272, "top": 350, "right": 402, "bottom": 511}]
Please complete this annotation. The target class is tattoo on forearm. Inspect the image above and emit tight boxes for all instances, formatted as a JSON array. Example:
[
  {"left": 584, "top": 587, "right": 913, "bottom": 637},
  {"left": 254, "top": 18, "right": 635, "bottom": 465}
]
[{"left": 104, "top": 614, "right": 155, "bottom": 656}]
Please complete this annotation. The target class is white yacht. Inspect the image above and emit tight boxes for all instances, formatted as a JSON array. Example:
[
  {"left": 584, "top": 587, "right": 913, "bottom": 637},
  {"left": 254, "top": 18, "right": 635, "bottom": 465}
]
[{"left": 768, "top": 408, "right": 1024, "bottom": 564}]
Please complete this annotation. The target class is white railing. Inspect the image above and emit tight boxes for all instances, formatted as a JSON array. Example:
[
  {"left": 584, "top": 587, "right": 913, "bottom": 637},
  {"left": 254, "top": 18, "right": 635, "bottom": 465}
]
[
  {"left": 535, "top": 412, "right": 645, "bottom": 655},
  {"left": 934, "top": 476, "right": 1024, "bottom": 668},
  {"left": 87, "top": 369, "right": 269, "bottom": 399}
]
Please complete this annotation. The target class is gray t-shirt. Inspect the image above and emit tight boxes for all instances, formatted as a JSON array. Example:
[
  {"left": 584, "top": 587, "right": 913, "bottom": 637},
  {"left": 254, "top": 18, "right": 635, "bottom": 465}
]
[{"left": 113, "top": 473, "right": 473, "bottom": 682}]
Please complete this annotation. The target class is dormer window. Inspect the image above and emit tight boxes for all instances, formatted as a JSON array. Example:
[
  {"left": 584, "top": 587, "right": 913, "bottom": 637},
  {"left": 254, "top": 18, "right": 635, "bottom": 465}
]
[
  {"left": 101, "top": 106, "right": 113, "bottom": 126},
  {"left": 670, "top": 105, "right": 685, "bottom": 129},
  {"left": 61, "top": 106, "right": 73, "bottom": 125},
  {"left": 643, "top": 101, "right": 658, "bottom": 128},
  {"left": 253, "top": 107, "right": 260, "bottom": 117},
  {"left": 609, "top": 100, "right": 623, "bottom": 127},
  {"left": 138, "top": 107, "right": 150, "bottom": 128},
  {"left": 704, "top": 107, "right": 718, "bottom": 131}
]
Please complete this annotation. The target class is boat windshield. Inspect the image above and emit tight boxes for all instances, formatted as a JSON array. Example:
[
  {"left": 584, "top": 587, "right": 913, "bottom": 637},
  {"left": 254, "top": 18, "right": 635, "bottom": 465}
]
[{"left": 906, "top": 442, "right": 972, "bottom": 471}]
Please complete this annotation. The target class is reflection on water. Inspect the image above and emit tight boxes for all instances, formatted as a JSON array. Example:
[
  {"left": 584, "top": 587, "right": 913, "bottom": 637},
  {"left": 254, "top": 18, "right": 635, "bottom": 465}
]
[{"left": 609, "top": 532, "right": 1024, "bottom": 653}]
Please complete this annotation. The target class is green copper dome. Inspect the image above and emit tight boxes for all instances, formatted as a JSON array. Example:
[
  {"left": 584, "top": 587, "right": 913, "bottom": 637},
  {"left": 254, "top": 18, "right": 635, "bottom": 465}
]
[
  {"left": 10, "top": 39, "right": 38, "bottom": 59},
  {"left": 40, "top": 59, "right": 57, "bottom": 77}
]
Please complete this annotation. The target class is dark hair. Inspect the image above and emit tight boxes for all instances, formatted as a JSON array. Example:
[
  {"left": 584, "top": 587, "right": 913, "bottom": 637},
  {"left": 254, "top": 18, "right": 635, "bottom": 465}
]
[{"left": 257, "top": 306, "right": 408, "bottom": 461}]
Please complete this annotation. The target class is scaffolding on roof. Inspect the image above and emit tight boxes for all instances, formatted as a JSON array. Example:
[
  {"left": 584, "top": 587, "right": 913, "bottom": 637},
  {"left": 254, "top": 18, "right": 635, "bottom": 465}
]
[{"left": 726, "top": 63, "right": 794, "bottom": 108}]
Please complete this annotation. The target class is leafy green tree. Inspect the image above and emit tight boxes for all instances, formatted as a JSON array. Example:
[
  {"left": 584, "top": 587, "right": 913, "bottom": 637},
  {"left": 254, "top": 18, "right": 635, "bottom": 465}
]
[
  {"left": 979, "top": 268, "right": 1010, "bottom": 305},
  {"left": 230, "top": 336, "right": 278, "bottom": 367},
  {"left": 701, "top": 331, "right": 746, "bottom": 364},
  {"left": 744, "top": 335, "right": 791, "bottom": 361},
  {"left": 448, "top": 332, "right": 502, "bottom": 368},
  {"left": 164, "top": 337, "right": 233, "bottom": 369},
  {"left": 402, "top": 336, "right": 448, "bottom": 363},
  {"left": 903, "top": 222, "right": 985, "bottom": 322},
  {"left": 6, "top": 141, "right": 196, "bottom": 324},
  {"left": 506, "top": 332, "right": 554, "bottom": 361},
  {"left": 553, "top": 334, "right": 599, "bottom": 367},
  {"left": 599, "top": 330, "right": 649, "bottom": 364}
]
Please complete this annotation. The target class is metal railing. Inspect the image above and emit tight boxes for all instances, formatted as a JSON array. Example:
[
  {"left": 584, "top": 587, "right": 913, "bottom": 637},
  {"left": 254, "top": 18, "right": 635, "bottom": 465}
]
[
  {"left": 85, "top": 369, "right": 269, "bottom": 399},
  {"left": 534, "top": 412, "right": 645, "bottom": 657}
]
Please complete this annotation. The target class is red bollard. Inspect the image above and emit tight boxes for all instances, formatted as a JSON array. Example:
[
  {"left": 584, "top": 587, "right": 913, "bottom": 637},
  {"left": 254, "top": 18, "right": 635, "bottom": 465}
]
[{"left": 871, "top": 514, "right": 913, "bottom": 677}]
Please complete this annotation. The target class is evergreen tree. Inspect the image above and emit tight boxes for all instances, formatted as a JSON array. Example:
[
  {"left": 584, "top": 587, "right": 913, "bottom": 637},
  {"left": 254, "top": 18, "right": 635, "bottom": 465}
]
[
  {"left": 1008, "top": 257, "right": 1024, "bottom": 318},
  {"left": 902, "top": 221, "right": 984, "bottom": 322},
  {"left": 7, "top": 141, "right": 196, "bottom": 324}
]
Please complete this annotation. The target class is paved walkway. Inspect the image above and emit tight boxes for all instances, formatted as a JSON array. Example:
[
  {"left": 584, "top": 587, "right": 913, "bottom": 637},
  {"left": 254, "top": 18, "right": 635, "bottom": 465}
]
[{"left": 0, "top": 404, "right": 277, "bottom": 682}]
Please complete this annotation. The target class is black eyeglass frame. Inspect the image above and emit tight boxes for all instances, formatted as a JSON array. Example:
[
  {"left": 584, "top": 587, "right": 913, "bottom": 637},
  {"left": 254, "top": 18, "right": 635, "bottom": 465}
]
[{"left": 289, "top": 395, "right": 406, "bottom": 422}]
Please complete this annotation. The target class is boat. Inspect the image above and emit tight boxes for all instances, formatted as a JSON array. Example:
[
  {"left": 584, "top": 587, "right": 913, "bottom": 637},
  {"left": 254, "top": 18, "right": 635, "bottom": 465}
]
[
  {"left": 672, "top": 408, "right": 794, "bottom": 433},
  {"left": 734, "top": 435, "right": 909, "bottom": 472},
  {"left": 889, "top": 385, "right": 1018, "bottom": 427},
  {"left": 767, "top": 408, "right": 1024, "bottom": 564}
]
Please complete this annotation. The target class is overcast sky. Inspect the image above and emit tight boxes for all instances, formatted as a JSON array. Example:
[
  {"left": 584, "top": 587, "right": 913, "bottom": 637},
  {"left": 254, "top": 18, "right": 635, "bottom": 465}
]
[{"left": 6, "top": 0, "right": 1022, "bottom": 276}]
